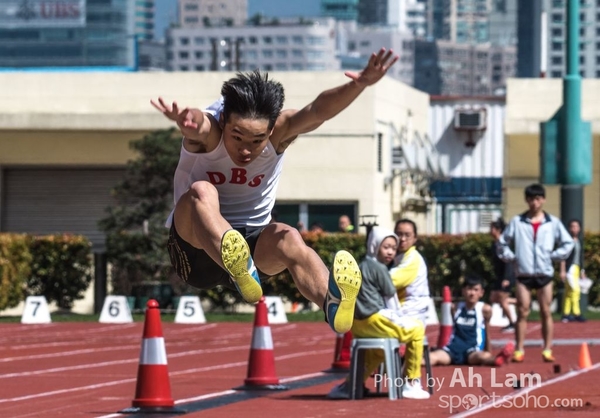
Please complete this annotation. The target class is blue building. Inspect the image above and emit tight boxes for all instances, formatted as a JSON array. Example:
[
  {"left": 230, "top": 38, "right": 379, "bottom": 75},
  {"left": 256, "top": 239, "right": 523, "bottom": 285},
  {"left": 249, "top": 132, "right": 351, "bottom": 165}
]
[{"left": 0, "top": 0, "right": 136, "bottom": 68}]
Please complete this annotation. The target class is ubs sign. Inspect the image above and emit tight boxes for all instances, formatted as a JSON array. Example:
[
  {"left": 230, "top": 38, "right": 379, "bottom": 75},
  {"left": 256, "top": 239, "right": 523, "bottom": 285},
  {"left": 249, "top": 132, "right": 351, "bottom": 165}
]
[{"left": 1, "top": 0, "right": 86, "bottom": 28}]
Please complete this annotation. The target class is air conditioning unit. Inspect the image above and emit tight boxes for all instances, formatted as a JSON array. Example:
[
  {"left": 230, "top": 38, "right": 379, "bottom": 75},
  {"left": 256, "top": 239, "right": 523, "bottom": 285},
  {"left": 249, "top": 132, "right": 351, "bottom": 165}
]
[{"left": 453, "top": 108, "right": 487, "bottom": 131}]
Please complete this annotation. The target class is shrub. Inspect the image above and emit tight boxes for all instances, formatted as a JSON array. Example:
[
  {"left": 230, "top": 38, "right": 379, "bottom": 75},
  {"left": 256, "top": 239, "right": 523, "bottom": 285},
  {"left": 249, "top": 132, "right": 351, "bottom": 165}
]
[
  {"left": 0, "top": 234, "right": 31, "bottom": 311},
  {"left": 27, "top": 235, "right": 93, "bottom": 310}
]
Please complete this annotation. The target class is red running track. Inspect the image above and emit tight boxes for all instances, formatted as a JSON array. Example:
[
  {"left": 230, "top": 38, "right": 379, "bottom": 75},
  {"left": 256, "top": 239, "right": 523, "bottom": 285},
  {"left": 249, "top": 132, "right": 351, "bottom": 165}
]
[{"left": 0, "top": 320, "right": 599, "bottom": 417}]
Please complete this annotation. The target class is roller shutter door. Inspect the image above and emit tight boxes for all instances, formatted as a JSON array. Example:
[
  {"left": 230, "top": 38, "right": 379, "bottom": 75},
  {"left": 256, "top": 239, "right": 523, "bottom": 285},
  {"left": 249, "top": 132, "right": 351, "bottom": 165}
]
[{"left": 1, "top": 168, "right": 125, "bottom": 248}]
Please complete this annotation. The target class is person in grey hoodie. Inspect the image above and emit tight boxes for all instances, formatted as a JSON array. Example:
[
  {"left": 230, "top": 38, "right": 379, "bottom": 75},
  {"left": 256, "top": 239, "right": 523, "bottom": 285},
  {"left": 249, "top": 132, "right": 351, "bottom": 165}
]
[
  {"left": 327, "top": 226, "right": 429, "bottom": 400},
  {"left": 496, "top": 183, "right": 574, "bottom": 363}
]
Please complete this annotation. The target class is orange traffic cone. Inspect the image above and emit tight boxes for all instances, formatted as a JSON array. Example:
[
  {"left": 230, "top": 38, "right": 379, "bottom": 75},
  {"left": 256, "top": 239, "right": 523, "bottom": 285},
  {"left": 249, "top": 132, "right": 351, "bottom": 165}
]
[
  {"left": 235, "top": 297, "right": 288, "bottom": 390},
  {"left": 436, "top": 286, "right": 453, "bottom": 349},
  {"left": 120, "top": 299, "right": 183, "bottom": 414},
  {"left": 579, "top": 342, "right": 592, "bottom": 369},
  {"left": 324, "top": 332, "right": 352, "bottom": 373}
]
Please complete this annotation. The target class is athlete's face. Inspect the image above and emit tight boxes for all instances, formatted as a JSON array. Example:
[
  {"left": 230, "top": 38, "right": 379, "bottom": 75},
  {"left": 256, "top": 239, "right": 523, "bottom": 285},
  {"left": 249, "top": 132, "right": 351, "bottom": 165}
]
[
  {"left": 462, "top": 284, "right": 483, "bottom": 305},
  {"left": 377, "top": 237, "right": 398, "bottom": 266},
  {"left": 221, "top": 113, "right": 272, "bottom": 167}
]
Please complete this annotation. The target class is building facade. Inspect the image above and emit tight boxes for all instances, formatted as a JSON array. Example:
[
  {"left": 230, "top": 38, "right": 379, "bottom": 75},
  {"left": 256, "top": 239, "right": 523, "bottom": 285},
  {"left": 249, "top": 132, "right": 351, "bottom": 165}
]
[
  {"left": 357, "top": 0, "right": 427, "bottom": 36},
  {"left": 518, "top": 0, "right": 600, "bottom": 79},
  {"left": 167, "top": 18, "right": 339, "bottom": 72},
  {"left": 135, "top": 0, "right": 154, "bottom": 40},
  {"left": 0, "top": 0, "right": 136, "bottom": 68},
  {"left": 504, "top": 78, "right": 600, "bottom": 231},
  {"left": 343, "top": 27, "right": 415, "bottom": 85},
  {"left": 321, "top": 0, "right": 359, "bottom": 21},
  {"left": 415, "top": 39, "right": 516, "bottom": 96},
  {"left": 178, "top": 0, "right": 248, "bottom": 27},
  {"left": 428, "top": 96, "right": 505, "bottom": 233}
]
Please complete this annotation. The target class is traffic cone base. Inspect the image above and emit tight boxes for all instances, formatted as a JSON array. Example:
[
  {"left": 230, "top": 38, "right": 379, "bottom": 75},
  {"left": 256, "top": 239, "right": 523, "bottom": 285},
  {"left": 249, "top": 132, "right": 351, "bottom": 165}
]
[
  {"left": 235, "top": 297, "right": 288, "bottom": 391},
  {"left": 579, "top": 342, "right": 592, "bottom": 369},
  {"left": 323, "top": 332, "right": 352, "bottom": 373},
  {"left": 120, "top": 299, "right": 185, "bottom": 414}
]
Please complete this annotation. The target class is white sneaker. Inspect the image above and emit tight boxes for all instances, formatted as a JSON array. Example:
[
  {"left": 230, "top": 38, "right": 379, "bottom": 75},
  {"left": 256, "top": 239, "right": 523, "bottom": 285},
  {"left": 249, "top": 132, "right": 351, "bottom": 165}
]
[
  {"left": 327, "top": 381, "right": 350, "bottom": 399},
  {"left": 402, "top": 378, "right": 430, "bottom": 399}
]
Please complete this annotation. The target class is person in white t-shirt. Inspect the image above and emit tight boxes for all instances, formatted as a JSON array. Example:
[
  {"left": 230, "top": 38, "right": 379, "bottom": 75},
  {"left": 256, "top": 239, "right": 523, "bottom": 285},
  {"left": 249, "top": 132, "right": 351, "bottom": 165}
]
[{"left": 151, "top": 48, "right": 398, "bottom": 334}]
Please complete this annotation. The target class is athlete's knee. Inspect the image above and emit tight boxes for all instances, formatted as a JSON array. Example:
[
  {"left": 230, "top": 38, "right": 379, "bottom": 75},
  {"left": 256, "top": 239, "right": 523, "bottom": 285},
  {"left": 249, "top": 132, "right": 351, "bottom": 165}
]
[
  {"left": 517, "top": 304, "right": 530, "bottom": 318},
  {"left": 188, "top": 181, "right": 218, "bottom": 202}
]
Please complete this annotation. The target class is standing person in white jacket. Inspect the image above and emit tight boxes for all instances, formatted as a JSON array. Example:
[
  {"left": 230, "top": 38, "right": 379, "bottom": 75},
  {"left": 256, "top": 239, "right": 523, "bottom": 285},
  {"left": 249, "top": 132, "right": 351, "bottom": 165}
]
[{"left": 496, "top": 183, "right": 574, "bottom": 363}]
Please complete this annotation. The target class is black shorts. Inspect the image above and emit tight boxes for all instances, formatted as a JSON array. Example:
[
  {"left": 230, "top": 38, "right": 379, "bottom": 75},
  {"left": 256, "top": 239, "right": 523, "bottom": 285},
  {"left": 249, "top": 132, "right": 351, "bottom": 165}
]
[
  {"left": 167, "top": 222, "right": 271, "bottom": 290},
  {"left": 517, "top": 276, "right": 553, "bottom": 290},
  {"left": 492, "top": 279, "right": 513, "bottom": 293}
]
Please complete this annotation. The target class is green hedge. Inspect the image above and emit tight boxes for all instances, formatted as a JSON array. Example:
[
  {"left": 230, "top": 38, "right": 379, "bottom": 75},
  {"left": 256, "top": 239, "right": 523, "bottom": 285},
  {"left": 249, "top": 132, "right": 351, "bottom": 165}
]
[
  {"left": 2, "top": 231, "right": 599, "bottom": 313},
  {"left": 0, "top": 234, "right": 31, "bottom": 311},
  {"left": 261, "top": 232, "right": 600, "bottom": 307},
  {"left": 0, "top": 234, "right": 92, "bottom": 311}
]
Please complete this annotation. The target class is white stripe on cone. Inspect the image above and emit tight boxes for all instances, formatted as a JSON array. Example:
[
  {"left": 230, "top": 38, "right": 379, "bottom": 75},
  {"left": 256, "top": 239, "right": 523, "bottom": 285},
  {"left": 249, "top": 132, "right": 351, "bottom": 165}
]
[
  {"left": 440, "top": 303, "right": 453, "bottom": 326},
  {"left": 139, "top": 337, "right": 168, "bottom": 365},
  {"left": 251, "top": 326, "right": 273, "bottom": 350}
]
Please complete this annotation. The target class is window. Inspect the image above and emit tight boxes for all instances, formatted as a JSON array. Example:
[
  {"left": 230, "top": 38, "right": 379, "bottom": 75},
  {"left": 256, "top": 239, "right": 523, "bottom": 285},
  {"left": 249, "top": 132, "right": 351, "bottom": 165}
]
[
  {"left": 292, "top": 49, "right": 303, "bottom": 57},
  {"left": 263, "top": 36, "right": 273, "bottom": 44},
  {"left": 248, "top": 36, "right": 257, "bottom": 44},
  {"left": 273, "top": 203, "right": 356, "bottom": 233},
  {"left": 180, "top": 37, "right": 189, "bottom": 46},
  {"left": 552, "top": 28, "right": 562, "bottom": 37},
  {"left": 195, "top": 65, "right": 205, "bottom": 71},
  {"left": 552, "top": 56, "right": 563, "bottom": 65},
  {"left": 276, "top": 36, "right": 288, "bottom": 44},
  {"left": 291, "top": 63, "right": 303, "bottom": 70},
  {"left": 552, "top": 41, "right": 562, "bottom": 51},
  {"left": 551, "top": 70, "right": 562, "bottom": 77},
  {"left": 185, "top": 17, "right": 198, "bottom": 23},
  {"left": 179, "top": 65, "right": 189, "bottom": 71},
  {"left": 195, "top": 51, "right": 203, "bottom": 59},
  {"left": 292, "top": 36, "right": 303, "bottom": 44},
  {"left": 262, "top": 50, "right": 273, "bottom": 58},
  {"left": 179, "top": 51, "right": 189, "bottom": 59},
  {"left": 275, "top": 63, "right": 287, "bottom": 70},
  {"left": 308, "top": 36, "right": 325, "bottom": 45},
  {"left": 194, "top": 37, "right": 205, "bottom": 45},
  {"left": 276, "top": 49, "right": 287, "bottom": 58}
]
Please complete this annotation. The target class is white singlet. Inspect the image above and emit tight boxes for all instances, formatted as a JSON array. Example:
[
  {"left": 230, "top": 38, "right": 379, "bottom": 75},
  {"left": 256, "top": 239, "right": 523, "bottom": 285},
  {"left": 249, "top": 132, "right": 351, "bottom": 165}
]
[{"left": 166, "top": 137, "right": 285, "bottom": 229}]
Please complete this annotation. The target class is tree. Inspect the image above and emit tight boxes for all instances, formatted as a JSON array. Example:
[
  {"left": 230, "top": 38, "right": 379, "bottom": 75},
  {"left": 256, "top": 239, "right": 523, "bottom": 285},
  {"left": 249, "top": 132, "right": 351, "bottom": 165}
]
[
  {"left": 98, "top": 129, "right": 245, "bottom": 309},
  {"left": 99, "top": 129, "right": 181, "bottom": 296}
]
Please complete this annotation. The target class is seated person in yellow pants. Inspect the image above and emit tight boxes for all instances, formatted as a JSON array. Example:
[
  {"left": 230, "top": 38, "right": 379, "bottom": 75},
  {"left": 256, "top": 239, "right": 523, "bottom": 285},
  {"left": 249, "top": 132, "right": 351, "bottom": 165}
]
[
  {"left": 428, "top": 275, "right": 515, "bottom": 367},
  {"left": 560, "top": 219, "right": 586, "bottom": 323},
  {"left": 328, "top": 227, "right": 430, "bottom": 400}
]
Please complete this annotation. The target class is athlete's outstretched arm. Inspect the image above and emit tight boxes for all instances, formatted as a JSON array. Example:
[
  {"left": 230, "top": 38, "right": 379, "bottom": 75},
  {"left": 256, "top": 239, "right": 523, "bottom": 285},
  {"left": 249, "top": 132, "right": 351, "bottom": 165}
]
[{"left": 274, "top": 48, "right": 398, "bottom": 146}]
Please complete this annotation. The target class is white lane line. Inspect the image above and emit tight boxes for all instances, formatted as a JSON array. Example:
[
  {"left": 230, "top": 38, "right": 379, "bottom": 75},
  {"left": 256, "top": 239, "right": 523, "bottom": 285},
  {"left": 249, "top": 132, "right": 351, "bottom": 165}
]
[
  {"left": 452, "top": 362, "right": 600, "bottom": 418},
  {"left": 0, "top": 349, "right": 329, "bottom": 405}
]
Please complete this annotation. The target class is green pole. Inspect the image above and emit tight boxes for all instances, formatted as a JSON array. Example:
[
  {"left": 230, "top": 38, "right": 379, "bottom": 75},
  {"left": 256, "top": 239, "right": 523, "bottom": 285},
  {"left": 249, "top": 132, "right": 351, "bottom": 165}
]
[{"left": 561, "top": 0, "right": 584, "bottom": 232}]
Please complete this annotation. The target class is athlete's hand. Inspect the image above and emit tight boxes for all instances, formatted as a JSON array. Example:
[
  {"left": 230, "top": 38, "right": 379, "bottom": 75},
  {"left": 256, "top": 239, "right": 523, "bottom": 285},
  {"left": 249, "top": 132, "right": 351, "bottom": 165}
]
[
  {"left": 151, "top": 97, "right": 202, "bottom": 137},
  {"left": 344, "top": 48, "right": 399, "bottom": 88}
]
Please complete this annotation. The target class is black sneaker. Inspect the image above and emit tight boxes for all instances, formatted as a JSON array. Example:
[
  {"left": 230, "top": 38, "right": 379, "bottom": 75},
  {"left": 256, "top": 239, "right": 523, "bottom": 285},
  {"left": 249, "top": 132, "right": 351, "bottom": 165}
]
[
  {"left": 501, "top": 324, "right": 515, "bottom": 333},
  {"left": 573, "top": 315, "right": 587, "bottom": 323},
  {"left": 561, "top": 315, "right": 574, "bottom": 323}
]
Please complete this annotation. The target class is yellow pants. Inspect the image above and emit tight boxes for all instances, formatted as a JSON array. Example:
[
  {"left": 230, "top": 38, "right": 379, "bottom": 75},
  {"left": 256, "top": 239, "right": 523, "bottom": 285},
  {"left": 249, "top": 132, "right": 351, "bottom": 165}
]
[
  {"left": 351, "top": 310, "right": 424, "bottom": 381},
  {"left": 563, "top": 265, "right": 581, "bottom": 316}
]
